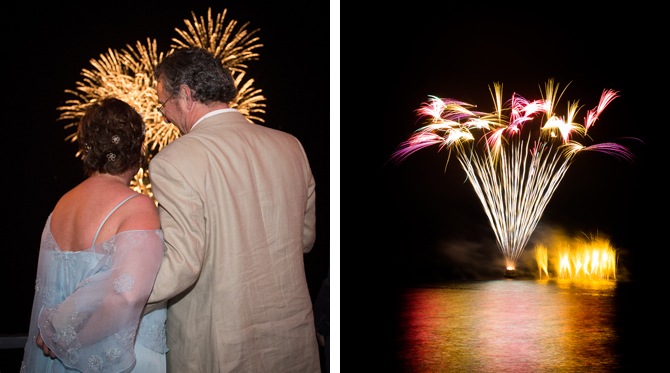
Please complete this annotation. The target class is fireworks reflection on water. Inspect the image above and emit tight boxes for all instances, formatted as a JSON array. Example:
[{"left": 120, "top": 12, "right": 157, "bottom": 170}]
[{"left": 393, "top": 280, "right": 644, "bottom": 372}]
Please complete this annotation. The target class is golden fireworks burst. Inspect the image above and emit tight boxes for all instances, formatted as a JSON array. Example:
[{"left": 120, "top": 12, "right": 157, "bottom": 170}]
[
  {"left": 58, "top": 8, "right": 266, "bottom": 199},
  {"left": 172, "top": 8, "right": 263, "bottom": 74}
]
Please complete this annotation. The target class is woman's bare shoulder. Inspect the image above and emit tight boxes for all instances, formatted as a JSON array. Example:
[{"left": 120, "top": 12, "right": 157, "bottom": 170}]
[{"left": 118, "top": 194, "right": 160, "bottom": 232}]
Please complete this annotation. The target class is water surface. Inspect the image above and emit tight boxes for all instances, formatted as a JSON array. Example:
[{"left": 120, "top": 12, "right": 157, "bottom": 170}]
[{"left": 391, "top": 279, "right": 649, "bottom": 372}]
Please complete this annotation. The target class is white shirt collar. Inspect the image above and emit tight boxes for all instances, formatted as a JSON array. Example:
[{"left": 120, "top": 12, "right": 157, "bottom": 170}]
[{"left": 191, "top": 108, "right": 239, "bottom": 131}]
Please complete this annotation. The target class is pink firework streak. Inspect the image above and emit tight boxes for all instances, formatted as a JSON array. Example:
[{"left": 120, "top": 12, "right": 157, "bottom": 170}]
[
  {"left": 576, "top": 142, "right": 635, "bottom": 163},
  {"left": 391, "top": 132, "right": 443, "bottom": 164},
  {"left": 390, "top": 80, "right": 638, "bottom": 269},
  {"left": 585, "top": 89, "right": 619, "bottom": 133}
]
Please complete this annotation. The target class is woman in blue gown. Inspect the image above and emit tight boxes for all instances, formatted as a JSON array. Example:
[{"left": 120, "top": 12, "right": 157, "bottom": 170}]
[{"left": 21, "top": 98, "right": 167, "bottom": 372}]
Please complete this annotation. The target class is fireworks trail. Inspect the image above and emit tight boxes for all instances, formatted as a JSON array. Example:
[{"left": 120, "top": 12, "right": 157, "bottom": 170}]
[
  {"left": 57, "top": 8, "right": 266, "bottom": 200},
  {"left": 391, "top": 80, "right": 634, "bottom": 270}
]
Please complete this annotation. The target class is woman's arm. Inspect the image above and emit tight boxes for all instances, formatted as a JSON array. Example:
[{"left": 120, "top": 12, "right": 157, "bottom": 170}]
[{"left": 37, "top": 230, "right": 164, "bottom": 371}]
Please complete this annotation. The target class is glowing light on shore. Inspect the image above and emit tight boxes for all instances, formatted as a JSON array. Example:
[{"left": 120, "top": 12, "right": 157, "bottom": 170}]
[
  {"left": 535, "top": 245, "right": 549, "bottom": 279},
  {"left": 558, "top": 246, "right": 572, "bottom": 279},
  {"left": 58, "top": 8, "right": 266, "bottom": 200},
  {"left": 391, "top": 80, "right": 634, "bottom": 269},
  {"left": 540, "top": 236, "right": 617, "bottom": 280}
]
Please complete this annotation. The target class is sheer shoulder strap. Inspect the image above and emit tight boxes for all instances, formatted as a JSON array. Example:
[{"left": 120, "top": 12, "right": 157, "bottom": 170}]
[{"left": 91, "top": 194, "right": 140, "bottom": 248}]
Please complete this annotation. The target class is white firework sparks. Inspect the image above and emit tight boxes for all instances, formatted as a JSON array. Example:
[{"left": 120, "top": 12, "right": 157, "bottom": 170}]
[{"left": 392, "top": 80, "right": 634, "bottom": 269}]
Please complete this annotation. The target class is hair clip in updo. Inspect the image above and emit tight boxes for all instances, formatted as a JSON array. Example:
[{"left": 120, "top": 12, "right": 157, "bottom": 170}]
[
  {"left": 112, "top": 135, "right": 120, "bottom": 144},
  {"left": 107, "top": 153, "right": 116, "bottom": 162}
]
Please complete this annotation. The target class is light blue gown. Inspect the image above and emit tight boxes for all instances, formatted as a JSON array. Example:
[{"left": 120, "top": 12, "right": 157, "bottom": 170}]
[{"left": 21, "top": 195, "right": 168, "bottom": 372}]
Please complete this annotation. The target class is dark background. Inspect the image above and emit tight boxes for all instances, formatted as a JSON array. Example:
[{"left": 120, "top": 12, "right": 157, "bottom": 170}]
[
  {"left": 2, "top": 1, "right": 331, "bottom": 370},
  {"left": 356, "top": 5, "right": 667, "bottom": 283},
  {"left": 354, "top": 4, "right": 661, "bottom": 284},
  {"left": 347, "top": 3, "right": 663, "bottom": 371}
]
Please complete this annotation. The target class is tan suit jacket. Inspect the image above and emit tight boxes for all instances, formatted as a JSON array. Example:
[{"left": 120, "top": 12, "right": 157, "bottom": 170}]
[{"left": 147, "top": 110, "right": 319, "bottom": 372}]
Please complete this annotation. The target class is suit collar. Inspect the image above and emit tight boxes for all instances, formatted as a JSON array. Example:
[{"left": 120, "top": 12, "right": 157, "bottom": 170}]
[{"left": 189, "top": 109, "right": 249, "bottom": 133}]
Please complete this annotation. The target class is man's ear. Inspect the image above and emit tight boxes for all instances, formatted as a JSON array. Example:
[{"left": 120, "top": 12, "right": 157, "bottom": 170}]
[{"left": 180, "top": 84, "right": 195, "bottom": 110}]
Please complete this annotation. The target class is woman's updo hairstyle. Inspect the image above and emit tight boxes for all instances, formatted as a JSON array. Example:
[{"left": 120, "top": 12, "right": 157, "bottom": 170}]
[{"left": 77, "top": 98, "right": 145, "bottom": 176}]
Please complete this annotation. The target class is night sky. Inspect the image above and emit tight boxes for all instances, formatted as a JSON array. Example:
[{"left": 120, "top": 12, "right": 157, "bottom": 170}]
[
  {"left": 3, "top": 0, "right": 331, "bottom": 341},
  {"left": 353, "top": 5, "right": 662, "bottom": 286},
  {"left": 346, "top": 5, "right": 663, "bottom": 370}
]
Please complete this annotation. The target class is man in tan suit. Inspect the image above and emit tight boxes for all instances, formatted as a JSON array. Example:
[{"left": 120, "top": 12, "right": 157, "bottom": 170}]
[{"left": 146, "top": 47, "right": 320, "bottom": 372}]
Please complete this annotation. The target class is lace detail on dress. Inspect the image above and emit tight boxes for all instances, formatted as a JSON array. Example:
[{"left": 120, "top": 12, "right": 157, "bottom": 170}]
[
  {"left": 79, "top": 250, "right": 97, "bottom": 263},
  {"left": 88, "top": 354, "right": 104, "bottom": 371},
  {"left": 76, "top": 278, "right": 91, "bottom": 291},
  {"left": 42, "top": 231, "right": 56, "bottom": 249},
  {"left": 115, "top": 323, "right": 139, "bottom": 347},
  {"left": 53, "top": 250, "right": 76, "bottom": 274},
  {"left": 66, "top": 343, "right": 81, "bottom": 365},
  {"left": 113, "top": 273, "right": 135, "bottom": 293},
  {"left": 136, "top": 305, "right": 168, "bottom": 353},
  {"left": 123, "top": 231, "right": 148, "bottom": 251},
  {"left": 102, "top": 236, "right": 116, "bottom": 253},
  {"left": 139, "top": 320, "right": 166, "bottom": 343},
  {"left": 105, "top": 347, "right": 121, "bottom": 361},
  {"left": 52, "top": 324, "right": 77, "bottom": 344},
  {"left": 42, "top": 284, "right": 56, "bottom": 304}
]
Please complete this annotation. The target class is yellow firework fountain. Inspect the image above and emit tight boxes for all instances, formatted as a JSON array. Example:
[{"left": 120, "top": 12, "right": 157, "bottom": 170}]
[
  {"left": 58, "top": 8, "right": 266, "bottom": 201},
  {"left": 536, "top": 235, "right": 617, "bottom": 280},
  {"left": 535, "top": 245, "right": 549, "bottom": 279}
]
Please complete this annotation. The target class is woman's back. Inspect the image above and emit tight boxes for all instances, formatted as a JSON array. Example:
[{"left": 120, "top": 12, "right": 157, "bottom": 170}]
[{"left": 50, "top": 173, "right": 160, "bottom": 252}]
